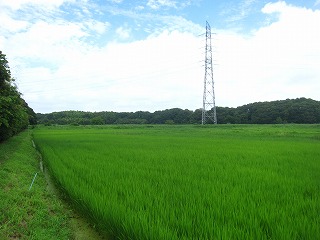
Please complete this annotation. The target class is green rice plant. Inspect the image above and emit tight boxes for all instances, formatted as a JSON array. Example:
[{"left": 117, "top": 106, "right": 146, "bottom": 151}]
[{"left": 33, "top": 124, "right": 320, "bottom": 239}]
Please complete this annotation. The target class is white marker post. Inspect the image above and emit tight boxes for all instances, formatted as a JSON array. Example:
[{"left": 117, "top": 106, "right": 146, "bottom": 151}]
[{"left": 29, "top": 172, "right": 38, "bottom": 191}]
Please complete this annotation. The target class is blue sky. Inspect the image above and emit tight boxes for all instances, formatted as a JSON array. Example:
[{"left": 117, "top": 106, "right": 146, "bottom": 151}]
[{"left": 0, "top": 0, "right": 319, "bottom": 113}]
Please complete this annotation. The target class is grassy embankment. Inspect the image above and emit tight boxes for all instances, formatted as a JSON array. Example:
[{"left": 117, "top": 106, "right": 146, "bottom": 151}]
[
  {"left": 0, "top": 130, "right": 103, "bottom": 239},
  {"left": 33, "top": 124, "right": 320, "bottom": 239}
]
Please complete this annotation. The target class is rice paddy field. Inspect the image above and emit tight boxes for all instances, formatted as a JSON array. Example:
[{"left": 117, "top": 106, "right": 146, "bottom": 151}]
[{"left": 32, "top": 124, "right": 320, "bottom": 239}]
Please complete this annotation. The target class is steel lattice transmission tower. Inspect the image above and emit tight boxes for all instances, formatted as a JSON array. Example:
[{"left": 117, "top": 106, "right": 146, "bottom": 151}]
[{"left": 202, "top": 21, "right": 217, "bottom": 125}]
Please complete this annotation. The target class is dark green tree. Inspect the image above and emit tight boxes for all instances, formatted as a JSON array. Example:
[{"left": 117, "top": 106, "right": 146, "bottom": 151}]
[{"left": 0, "top": 51, "right": 30, "bottom": 141}]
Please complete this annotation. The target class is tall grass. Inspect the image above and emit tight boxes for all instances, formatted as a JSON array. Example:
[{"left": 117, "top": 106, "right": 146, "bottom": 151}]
[{"left": 33, "top": 125, "right": 320, "bottom": 239}]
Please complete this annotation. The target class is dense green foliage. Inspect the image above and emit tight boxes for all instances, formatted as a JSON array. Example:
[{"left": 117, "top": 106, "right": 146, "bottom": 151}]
[
  {"left": 33, "top": 125, "right": 320, "bottom": 239},
  {"left": 0, "top": 51, "right": 36, "bottom": 141},
  {"left": 36, "top": 98, "right": 320, "bottom": 125},
  {"left": 0, "top": 131, "right": 72, "bottom": 239},
  {"left": 217, "top": 98, "right": 320, "bottom": 124},
  {"left": 37, "top": 108, "right": 198, "bottom": 125}
]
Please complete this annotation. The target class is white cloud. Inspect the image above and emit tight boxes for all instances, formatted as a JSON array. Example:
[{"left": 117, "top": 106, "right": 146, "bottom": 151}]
[
  {"left": 146, "top": 0, "right": 193, "bottom": 10},
  {"left": 84, "top": 20, "right": 110, "bottom": 34},
  {"left": 223, "top": 0, "right": 257, "bottom": 23},
  {"left": 116, "top": 26, "right": 131, "bottom": 40},
  {"left": 4, "top": 20, "right": 86, "bottom": 66},
  {"left": 108, "top": 0, "right": 123, "bottom": 3},
  {"left": 147, "top": 0, "right": 177, "bottom": 10},
  {"left": 160, "top": 15, "right": 203, "bottom": 34},
  {"left": 262, "top": 1, "right": 287, "bottom": 14},
  {"left": 0, "top": 11, "right": 29, "bottom": 33},
  {"left": 0, "top": 0, "right": 75, "bottom": 10},
  {"left": 135, "top": 5, "right": 145, "bottom": 11},
  {"left": 1, "top": 0, "right": 320, "bottom": 113},
  {"left": 12, "top": 30, "right": 203, "bottom": 113},
  {"left": 214, "top": 1, "right": 320, "bottom": 107}
]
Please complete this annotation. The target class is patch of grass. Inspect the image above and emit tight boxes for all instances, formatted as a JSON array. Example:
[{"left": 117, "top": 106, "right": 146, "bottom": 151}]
[{"left": 0, "top": 130, "right": 72, "bottom": 239}]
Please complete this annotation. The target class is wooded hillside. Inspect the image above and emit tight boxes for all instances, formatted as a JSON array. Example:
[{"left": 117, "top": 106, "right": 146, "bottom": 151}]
[{"left": 36, "top": 98, "right": 320, "bottom": 125}]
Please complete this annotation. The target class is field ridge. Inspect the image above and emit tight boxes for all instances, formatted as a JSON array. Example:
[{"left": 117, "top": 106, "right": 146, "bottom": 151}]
[{"left": 0, "top": 130, "right": 104, "bottom": 239}]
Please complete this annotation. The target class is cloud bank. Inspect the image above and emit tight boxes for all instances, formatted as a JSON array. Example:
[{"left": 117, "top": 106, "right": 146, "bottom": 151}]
[{"left": 0, "top": 1, "right": 319, "bottom": 113}]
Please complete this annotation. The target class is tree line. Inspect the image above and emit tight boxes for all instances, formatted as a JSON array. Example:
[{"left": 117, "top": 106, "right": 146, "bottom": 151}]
[
  {"left": 37, "top": 98, "right": 320, "bottom": 125},
  {"left": 217, "top": 98, "right": 320, "bottom": 124},
  {"left": 0, "top": 51, "right": 36, "bottom": 141}
]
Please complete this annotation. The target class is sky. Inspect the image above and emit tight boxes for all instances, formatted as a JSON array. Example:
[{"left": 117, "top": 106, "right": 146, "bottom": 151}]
[{"left": 0, "top": 0, "right": 319, "bottom": 113}]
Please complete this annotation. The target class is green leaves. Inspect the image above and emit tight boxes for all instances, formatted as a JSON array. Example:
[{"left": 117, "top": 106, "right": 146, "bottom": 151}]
[
  {"left": 0, "top": 51, "right": 32, "bottom": 141},
  {"left": 0, "top": 51, "right": 12, "bottom": 88}
]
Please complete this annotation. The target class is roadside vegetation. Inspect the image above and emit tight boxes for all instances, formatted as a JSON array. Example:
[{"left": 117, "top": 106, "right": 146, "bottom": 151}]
[
  {"left": 0, "top": 130, "right": 107, "bottom": 239},
  {"left": 0, "top": 130, "right": 72, "bottom": 239},
  {"left": 33, "top": 124, "right": 320, "bottom": 239}
]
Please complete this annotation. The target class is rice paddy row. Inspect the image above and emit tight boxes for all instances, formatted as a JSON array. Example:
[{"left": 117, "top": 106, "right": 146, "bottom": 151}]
[{"left": 32, "top": 124, "right": 320, "bottom": 239}]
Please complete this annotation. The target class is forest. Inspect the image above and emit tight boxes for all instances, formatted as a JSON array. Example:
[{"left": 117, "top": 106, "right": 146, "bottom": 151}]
[{"left": 37, "top": 97, "right": 320, "bottom": 125}]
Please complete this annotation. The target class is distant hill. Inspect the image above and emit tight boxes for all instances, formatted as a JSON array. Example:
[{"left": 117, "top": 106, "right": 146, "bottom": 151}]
[
  {"left": 217, "top": 98, "right": 320, "bottom": 124},
  {"left": 36, "top": 98, "right": 320, "bottom": 125}
]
